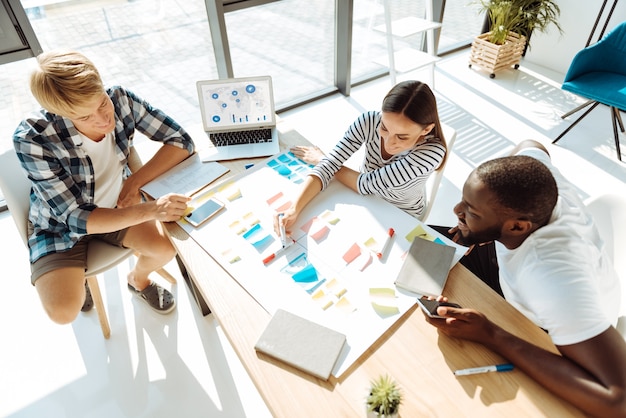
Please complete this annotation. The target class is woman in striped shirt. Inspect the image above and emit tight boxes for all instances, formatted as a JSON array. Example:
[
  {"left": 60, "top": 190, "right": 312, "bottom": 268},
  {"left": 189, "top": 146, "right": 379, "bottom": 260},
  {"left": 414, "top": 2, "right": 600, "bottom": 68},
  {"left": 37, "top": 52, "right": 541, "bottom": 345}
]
[{"left": 280, "top": 80, "right": 447, "bottom": 232}]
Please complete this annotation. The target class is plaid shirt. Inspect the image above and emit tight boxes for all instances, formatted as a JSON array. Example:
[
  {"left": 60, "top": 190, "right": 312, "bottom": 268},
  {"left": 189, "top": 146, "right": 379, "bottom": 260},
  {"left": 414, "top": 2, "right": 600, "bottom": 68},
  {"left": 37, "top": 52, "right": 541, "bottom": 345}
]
[{"left": 13, "top": 86, "right": 195, "bottom": 263}]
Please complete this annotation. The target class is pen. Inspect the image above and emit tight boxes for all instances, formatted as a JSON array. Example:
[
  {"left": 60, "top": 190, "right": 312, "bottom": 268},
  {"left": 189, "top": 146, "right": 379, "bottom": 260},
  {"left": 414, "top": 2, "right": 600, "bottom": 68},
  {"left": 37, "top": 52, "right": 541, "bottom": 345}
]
[
  {"left": 376, "top": 228, "right": 395, "bottom": 259},
  {"left": 262, "top": 239, "right": 295, "bottom": 265},
  {"left": 454, "top": 363, "right": 514, "bottom": 376},
  {"left": 278, "top": 213, "right": 287, "bottom": 248}
]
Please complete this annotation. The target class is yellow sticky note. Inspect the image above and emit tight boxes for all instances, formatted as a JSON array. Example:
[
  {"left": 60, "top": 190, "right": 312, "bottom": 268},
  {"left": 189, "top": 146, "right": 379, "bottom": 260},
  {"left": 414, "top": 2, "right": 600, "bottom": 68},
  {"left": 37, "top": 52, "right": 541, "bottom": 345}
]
[
  {"left": 218, "top": 182, "right": 242, "bottom": 201},
  {"left": 363, "top": 237, "right": 378, "bottom": 251},
  {"left": 369, "top": 287, "right": 400, "bottom": 315},
  {"left": 229, "top": 220, "right": 247, "bottom": 235},
  {"left": 312, "top": 289, "right": 334, "bottom": 310},
  {"left": 320, "top": 209, "right": 340, "bottom": 225},
  {"left": 406, "top": 224, "right": 435, "bottom": 242},
  {"left": 325, "top": 278, "right": 346, "bottom": 298},
  {"left": 335, "top": 296, "right": 356, "bottom": 314},
  {"left": 221, "top": 248, "right": 241, "bottom": 264},
  {"left": 243, "top": 212, "right": 260, "bottom": 227}
]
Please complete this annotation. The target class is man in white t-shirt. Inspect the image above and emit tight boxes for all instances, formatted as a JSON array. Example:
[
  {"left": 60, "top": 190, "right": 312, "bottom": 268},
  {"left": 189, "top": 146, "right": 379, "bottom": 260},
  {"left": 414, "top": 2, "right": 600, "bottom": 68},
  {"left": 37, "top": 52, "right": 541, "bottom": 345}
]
[
  {"left": 14, "top": 50, "right": 194, "bottom": 322},
  {"left": 426, "top": 140, "right": 626, "bottom": 416}
]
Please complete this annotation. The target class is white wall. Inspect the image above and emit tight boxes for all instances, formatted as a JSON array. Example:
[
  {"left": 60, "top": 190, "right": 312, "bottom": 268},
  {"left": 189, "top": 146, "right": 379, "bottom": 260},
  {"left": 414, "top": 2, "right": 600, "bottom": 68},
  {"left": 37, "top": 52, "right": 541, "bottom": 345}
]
[{"left": 523, "top": 0, "right": 626, "bottom": 80}]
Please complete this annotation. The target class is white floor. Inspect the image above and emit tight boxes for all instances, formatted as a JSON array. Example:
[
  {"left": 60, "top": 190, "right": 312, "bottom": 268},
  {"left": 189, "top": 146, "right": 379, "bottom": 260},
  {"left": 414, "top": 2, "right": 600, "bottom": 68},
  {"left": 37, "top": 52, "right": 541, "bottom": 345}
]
[{"left": 2, "top": 50, "right": 626, "bottom": 418}]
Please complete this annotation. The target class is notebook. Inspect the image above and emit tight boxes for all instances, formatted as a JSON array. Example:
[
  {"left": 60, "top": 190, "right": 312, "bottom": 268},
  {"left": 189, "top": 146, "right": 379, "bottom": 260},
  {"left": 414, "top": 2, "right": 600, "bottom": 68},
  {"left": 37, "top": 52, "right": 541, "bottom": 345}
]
[
  {"left": 197, "top": 76, "right": 280, "bottom": 161},
  {"left": 394, "top": 237, "right": 456, "bottom": 297},
  {"left": 139, "top": 153, "right": 228, "bottom": 199},
  {"left": 254, "top": 309, "right": 347, "bottom": 380}
]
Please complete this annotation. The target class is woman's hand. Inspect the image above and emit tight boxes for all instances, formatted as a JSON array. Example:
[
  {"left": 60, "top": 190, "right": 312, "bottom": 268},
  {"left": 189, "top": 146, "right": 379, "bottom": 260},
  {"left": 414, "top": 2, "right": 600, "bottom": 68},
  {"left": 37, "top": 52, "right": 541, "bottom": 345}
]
[
  {"left": 291, "top": 145, "right": 325, "bottom": 165},
  {"left": 273, "top": 205, "right": 298, "bottom": 237}
]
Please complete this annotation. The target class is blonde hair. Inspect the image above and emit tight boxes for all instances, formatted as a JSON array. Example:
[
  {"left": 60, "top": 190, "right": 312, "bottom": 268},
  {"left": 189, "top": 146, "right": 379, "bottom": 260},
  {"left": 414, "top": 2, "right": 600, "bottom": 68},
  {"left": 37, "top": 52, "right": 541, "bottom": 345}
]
[{"left": 29, "top": 50, "right": 104, "bottom": 117}]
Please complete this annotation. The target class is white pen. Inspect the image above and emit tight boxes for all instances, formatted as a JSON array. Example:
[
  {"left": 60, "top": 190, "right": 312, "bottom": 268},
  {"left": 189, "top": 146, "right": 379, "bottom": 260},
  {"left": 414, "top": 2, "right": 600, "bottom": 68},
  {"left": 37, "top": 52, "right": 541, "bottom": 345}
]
[
  {"left": 454, "top": 363, "right": 514, "bottom": 376},
  {"left": 278, "top": 213, "right": 287, "bottom": 248}
]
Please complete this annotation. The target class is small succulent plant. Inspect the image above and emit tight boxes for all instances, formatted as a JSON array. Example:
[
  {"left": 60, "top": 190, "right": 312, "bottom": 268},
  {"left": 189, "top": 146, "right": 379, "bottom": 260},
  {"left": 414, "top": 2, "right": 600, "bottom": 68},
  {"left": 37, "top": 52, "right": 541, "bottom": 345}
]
[{"left": 366, "top": 374, "right": 402, "bottom": 417}]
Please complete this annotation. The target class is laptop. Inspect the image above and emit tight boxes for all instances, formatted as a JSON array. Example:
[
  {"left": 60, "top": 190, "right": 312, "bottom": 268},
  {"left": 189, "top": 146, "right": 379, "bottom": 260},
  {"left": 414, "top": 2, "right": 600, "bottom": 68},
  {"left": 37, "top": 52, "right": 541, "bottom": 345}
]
[{"left": 197, "top": 76, "right": 280, "bottom": 161}]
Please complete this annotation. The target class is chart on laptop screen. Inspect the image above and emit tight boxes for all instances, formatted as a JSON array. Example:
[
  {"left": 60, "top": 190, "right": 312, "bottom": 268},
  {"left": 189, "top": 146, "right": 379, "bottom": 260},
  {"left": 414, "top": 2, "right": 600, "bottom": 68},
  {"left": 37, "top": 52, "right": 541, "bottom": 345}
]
[
  {"left": 198, "top": 78, "right": 274, "bottom": 130},
  {"left": 176, "top": 151, "right": 465, "bottom": 377}
]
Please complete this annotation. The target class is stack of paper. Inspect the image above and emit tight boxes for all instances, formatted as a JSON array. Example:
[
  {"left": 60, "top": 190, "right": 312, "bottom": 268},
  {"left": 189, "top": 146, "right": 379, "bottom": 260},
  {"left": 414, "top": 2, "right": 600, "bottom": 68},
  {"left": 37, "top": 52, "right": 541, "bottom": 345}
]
[{"left": 140, "top": 153, "right": 229, "bottom": 199}]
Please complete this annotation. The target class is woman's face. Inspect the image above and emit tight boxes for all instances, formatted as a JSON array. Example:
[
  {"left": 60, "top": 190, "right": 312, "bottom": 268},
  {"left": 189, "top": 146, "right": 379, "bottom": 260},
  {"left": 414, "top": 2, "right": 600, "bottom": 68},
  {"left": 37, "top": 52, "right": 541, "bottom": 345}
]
[
  {"left": 378, "top": 112, "right": 434, "bottom": 157},
  {"left": 68, "top": 92, "right": 115, "bottom": 141}
]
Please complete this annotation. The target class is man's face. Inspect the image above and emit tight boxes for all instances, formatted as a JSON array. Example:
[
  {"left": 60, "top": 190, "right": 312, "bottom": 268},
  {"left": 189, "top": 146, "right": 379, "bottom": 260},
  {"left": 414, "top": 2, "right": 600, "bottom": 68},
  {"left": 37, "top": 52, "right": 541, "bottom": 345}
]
[
  {"left": 453, "top": 171, "right": 504, "bottom": 246},
  {"left": 68, "top": 92, "right": 115, "bottom": 141}
]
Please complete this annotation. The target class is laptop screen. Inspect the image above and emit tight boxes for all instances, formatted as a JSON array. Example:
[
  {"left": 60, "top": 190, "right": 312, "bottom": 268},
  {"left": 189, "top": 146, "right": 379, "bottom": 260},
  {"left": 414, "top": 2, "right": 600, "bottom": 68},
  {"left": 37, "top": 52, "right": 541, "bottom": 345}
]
[{"left": 197, "top": 76, "right": 276, "bottom": 132}]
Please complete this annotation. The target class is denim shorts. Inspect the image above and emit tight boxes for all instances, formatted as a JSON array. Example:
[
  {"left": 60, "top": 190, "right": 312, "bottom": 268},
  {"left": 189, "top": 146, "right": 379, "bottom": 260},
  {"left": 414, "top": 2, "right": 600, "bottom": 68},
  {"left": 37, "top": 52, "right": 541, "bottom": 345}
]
[{"left": 30, "top": 229, "right": 129, "bottom": 285}]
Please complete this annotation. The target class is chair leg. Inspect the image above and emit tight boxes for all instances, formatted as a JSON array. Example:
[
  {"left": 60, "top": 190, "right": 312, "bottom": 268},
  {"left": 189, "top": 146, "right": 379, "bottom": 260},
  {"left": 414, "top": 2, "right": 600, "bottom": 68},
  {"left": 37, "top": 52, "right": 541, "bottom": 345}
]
[
  {"left": 561, "top": 99, "right": 595, "bottom": 119},
  {"left": 86, "top": 276, "right": 111, "bottom": 339},
  {"left": 614, "top": 107, "right": 625, "bottom": 133},
  {"left": 132, "top": 251, "right": 177, "bottom": 284},
  {"left": 611, "top": 107, "right": 622, "bottom": 161},
  {"left": 156, "top": 268, "right": 177, "bottom": 284},
  {"left": 553, "top": 101, "right": 601, "bottom": 144}
]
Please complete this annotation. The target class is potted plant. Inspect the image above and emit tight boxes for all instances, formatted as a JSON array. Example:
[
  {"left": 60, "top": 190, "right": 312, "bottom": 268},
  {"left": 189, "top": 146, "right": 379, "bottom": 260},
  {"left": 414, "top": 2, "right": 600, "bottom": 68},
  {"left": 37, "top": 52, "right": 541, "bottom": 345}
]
[
  {"left": 469, "top": 0, "right": 562, "bottom": 78},
  {"left": 365, "top": 374, "right": 403, "bottom": 417}
]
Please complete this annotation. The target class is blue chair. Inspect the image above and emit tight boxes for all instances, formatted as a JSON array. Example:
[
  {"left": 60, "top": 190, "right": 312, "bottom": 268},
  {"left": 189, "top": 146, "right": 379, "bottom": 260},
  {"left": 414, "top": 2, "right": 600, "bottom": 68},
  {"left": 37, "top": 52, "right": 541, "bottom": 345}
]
[{"left": 552, "top": 21, "right": 626, "bottom": 161}]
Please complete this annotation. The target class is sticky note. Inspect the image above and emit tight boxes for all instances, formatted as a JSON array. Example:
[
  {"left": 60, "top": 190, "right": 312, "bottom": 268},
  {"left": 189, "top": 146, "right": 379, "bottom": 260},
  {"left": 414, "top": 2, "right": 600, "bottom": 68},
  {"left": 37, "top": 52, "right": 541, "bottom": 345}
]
[
  {"left": 243, "top": 212, "right": 260, "bottom": 227},
  {"left": 221, "top": 248, "right": 241, "bottom": 264},
  {"left": 406, "top": 224, "right": 435, "bottom": 242},
  {"left": 325, "top": 278, "right": 346, "bottom": 298},
  {"left": 320, "top": 209, "right": 340, "bottom": 225},
  {"left": 292, "top": 264, "right": 318, "bottom": 283},
  {"left": 267, "top": 192, "right": 283, "bottom": 206},
  {"left": 312, "top": 289, "right": 333, "bottom": 310},
  {"left": 276, "top": 201, "right": 292, "bottom": 212},
  {"left": 369, "top": 287, "right": 399, "bottom": 315},
  {"left": 229, "top": 220, "right": 247, "bottom": 235},
  {"left": 218, "top": 182, "right": 241, "bottom": 201},
  {"left": 343, "top": 243, "right": 361, "bottom": 264},
  {"left": 335, "top": 296, "right": 356, "bottom": 314}
]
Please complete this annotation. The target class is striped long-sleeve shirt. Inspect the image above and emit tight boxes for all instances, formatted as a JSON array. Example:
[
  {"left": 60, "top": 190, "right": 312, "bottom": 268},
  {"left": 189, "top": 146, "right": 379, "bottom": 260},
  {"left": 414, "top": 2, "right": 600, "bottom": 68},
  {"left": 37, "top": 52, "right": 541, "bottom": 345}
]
[
  {"left": 13, "top": 86, "right": 195, "bottom": 263},
  {"left": 310, "top": 111, "right": 445, "bottom": 218}
]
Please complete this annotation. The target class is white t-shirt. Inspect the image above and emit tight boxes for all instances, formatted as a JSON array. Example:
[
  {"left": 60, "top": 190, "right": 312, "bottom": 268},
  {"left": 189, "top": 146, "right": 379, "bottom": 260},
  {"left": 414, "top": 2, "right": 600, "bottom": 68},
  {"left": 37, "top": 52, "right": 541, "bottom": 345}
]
[
  {"left": 496, "top": 148, "right": 621, "bottom": 346},
  {"left": 80, "top": 131, "right": 124, "bottom": 208}
]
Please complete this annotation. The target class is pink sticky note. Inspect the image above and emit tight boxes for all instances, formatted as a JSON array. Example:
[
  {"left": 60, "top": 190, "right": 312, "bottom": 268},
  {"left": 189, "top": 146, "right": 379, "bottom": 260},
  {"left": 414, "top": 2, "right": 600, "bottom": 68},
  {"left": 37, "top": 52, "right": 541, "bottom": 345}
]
[
  {"left": 300, "top": 216, "right": 318, "bottom": 234},
  {"left": 276, "top": 201, "right": 292, "bottom": 212},
  {"left": 343, "top": 243, "right": 361, "bottom": 264},
  {"left": 266, "top": 192, "right": 283, "bottom": 206},
  {"left": 310, "top": 225, "right": 330, "bottom": 241}
]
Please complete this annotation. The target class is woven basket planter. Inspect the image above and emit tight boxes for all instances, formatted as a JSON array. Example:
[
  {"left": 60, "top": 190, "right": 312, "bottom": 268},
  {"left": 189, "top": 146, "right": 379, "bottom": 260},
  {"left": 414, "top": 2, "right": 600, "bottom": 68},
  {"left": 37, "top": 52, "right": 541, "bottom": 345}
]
[{"left": 468, "top": 31, "right": 527, "bottom": 78}]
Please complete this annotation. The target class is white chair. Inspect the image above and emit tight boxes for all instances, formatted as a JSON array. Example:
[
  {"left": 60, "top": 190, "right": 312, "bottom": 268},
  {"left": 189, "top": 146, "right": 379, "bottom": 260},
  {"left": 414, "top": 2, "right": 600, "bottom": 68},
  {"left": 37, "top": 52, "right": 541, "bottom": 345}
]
[
  {"left": 419, "top": 124, "right": 457, "bottom": 222},
  {"left": 585, "top": 193, "right": 626, "bottom": 338},
  {"left": 0, "top": 147, "right": 175, "bottom": 339}
]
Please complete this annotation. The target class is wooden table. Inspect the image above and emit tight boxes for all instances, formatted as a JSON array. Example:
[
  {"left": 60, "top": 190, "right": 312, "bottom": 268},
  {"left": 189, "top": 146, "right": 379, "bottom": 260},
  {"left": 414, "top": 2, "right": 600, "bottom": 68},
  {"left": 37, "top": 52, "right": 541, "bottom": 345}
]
[{"left": 165, "top": 123, "right": 584, "bottom": 417}]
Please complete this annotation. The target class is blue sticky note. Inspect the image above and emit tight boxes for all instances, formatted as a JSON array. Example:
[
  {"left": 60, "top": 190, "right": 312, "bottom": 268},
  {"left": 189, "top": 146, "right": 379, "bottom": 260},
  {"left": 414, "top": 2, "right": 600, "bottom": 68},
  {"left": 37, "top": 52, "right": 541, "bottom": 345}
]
[
  {"left": 278, "top": 154, "right": 291, "bottom": 163},
  {"left": 292, "top": 264, "right": 318, "bottom": 283}
]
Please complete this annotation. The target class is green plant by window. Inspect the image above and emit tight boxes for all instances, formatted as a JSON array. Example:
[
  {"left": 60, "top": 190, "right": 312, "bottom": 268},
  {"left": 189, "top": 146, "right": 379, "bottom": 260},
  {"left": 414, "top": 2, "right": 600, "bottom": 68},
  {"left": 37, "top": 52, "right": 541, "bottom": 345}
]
[
  {"left": 476, "top": 0, "right": 562, "bottom": 45},
  {"left": 366, "top": 374, "right": 402, "bottom": 417}
]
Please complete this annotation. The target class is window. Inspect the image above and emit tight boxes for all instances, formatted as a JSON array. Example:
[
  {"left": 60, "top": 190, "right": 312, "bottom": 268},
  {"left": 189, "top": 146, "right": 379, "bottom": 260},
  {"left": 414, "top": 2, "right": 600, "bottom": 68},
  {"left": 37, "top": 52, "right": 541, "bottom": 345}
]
[{"left": 0, "top": 0, "right": 42, "bottom": 65}]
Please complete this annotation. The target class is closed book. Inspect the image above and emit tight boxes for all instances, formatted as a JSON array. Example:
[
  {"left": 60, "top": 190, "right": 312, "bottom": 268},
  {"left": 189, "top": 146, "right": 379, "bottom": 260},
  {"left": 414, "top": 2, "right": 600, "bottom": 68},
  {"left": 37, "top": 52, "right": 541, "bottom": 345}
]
[
  {"left": 394, "top": 237, "right": 456, "bottom": 297},
  {"left": 254, "top": 309, "right": 346, "bottom": 380}
]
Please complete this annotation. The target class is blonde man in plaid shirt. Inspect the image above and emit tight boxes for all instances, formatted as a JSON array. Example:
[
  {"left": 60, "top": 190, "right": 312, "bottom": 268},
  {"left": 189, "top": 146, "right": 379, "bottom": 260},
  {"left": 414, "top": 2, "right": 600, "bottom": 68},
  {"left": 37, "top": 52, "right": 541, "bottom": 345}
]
[{"left": 14, "top": 50, "right": 194, "bottom": 320}]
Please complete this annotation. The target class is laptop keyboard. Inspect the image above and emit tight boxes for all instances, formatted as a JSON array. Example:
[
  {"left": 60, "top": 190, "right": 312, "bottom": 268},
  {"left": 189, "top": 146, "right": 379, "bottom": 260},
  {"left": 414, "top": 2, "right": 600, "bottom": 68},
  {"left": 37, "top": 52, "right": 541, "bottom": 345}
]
[{"left": 210, "top": 128, "right": 273, "bottom": 147}]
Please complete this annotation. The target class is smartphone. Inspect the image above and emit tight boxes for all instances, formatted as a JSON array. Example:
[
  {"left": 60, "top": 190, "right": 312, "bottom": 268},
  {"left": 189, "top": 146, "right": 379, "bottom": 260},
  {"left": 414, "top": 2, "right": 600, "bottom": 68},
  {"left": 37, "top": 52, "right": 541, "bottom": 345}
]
[
  {"left": 417, "top": 298, "right": 461, "bottom": 319},
  {"left": 185, "top": 197, "right": 225, "bottom": 227}
]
